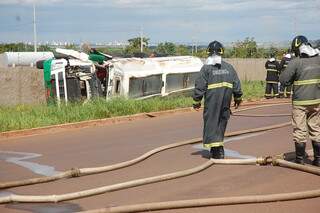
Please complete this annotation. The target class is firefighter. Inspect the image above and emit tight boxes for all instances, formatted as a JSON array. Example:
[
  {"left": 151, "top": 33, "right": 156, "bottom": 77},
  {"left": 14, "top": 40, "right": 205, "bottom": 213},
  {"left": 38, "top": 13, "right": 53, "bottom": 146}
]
[
  {"left": 265, "top": 54, "right": 280, "bottom": 99},
  {"left": 280, "top": 35, "right": 320, "bottom": 166},
  {"left": 279, "top": 51, "right": 293, "bottom": 98},
  {"left": 193, "top": 41, "right": 243, "bottom": 159}
]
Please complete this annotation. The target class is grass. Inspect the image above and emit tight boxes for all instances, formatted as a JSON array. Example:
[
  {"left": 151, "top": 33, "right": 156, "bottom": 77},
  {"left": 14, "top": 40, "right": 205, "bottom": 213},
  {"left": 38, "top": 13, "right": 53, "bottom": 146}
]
[
  {"left": 241, "top": 80, "right": 266, "bottom": 101},
  {"left": 0, "top": 81, "right": 266, "bottom": 132}
]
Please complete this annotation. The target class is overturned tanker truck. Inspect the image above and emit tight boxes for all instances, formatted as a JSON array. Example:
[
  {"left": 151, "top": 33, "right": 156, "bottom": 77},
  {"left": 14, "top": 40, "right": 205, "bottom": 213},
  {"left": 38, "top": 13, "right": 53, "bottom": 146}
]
[{"left": 37, "top": 48, "right": 203, "bottom": 103}]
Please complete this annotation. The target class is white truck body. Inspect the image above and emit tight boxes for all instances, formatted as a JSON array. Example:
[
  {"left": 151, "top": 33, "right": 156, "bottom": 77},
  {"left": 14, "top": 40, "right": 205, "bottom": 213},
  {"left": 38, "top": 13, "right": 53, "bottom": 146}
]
[
  {"left": 109, "top": 56, "right": 203, "bottom": 99},
  {"left": 43, "top": 49, "right": 203, "bottom": 103}
]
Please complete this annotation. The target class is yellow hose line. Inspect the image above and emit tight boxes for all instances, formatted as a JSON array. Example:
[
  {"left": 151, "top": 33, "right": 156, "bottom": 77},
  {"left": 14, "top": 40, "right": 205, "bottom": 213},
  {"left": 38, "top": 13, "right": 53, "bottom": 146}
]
[
  {"left": 0, "top": 123, "right": 291, "bottom": 203},
  {"left": 232, "top": 113, "right": 291, "bottom": 117},
  {"left": 275, "top": 159, "right": 320, "bottom": 176},
  {"left": 80, "top": 158, "right": 320, "bottom": 213},
  {"left": 0, "top": 159, "right": 261, "bottom": 204},
  {"left": 0, "top": 103, "right": 291, "bottom": 190},
  {"left": 231, "top": 102, "right": 291, "bottom": 113},
  {"left": 81, "top": 188, "right": 320, "bottom": 213}
]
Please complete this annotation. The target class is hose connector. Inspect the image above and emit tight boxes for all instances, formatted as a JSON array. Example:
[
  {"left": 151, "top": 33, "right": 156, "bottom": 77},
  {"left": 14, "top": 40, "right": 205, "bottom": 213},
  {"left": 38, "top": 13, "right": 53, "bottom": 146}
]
[
  {"left": 70, "top": 168, "right": 81, "bottom": 178},
  {"left": 257, "top": 157, "right": 270, "bottom": 165}
]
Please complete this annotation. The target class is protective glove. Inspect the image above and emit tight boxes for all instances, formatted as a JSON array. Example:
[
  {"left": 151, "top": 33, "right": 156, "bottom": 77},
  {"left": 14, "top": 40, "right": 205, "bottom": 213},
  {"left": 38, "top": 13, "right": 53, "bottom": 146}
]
[
  {"left": 193, "top": 102, "right": 201, "bottom": 110},
  {"left": 234, "top": 98, "right": 242, "bottom": 109}
]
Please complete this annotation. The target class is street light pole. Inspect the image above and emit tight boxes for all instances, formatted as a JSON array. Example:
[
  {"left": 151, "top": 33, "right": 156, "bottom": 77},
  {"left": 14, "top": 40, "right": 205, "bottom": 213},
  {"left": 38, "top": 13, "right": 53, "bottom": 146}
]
[{"left": 33, "top": 2, "right": 37, "bottom": 52}]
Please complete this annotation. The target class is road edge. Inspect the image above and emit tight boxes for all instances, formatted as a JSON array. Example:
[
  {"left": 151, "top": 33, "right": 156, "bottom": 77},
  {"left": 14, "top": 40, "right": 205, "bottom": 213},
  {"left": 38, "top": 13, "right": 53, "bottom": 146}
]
[{"left": 0, "top": 99, "right": 290, "bottom": 140}]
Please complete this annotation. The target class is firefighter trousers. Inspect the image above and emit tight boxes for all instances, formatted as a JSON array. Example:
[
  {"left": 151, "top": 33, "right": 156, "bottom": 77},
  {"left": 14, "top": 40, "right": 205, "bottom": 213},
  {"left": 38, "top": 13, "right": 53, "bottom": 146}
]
[
  {"left": 292, "top": 104, "right": 320, "bottom": 144},
  {"left": 203, "top": 108, "right": 230, "bottom": 148},
  {"left": 265, "top": 82, "right": 279, "bottom": 98},
  {"left": 280, "top": 84, "right": 292, "bottom": 97}
]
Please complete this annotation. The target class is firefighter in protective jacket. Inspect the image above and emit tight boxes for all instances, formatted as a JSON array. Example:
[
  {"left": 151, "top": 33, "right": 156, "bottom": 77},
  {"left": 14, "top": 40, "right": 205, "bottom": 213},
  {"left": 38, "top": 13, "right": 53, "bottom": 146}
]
[
  {"left": 265, "top": 55, "right": 280, "bottom": 98},
  {"left": 193, "top": 41, "right": 243, "bottom": 159},
  {"left": 279, "top": 35, "right": 320, "bottom": 166},
  {"left": 279, "top": 51, "right": 293, "bottom": 98}
]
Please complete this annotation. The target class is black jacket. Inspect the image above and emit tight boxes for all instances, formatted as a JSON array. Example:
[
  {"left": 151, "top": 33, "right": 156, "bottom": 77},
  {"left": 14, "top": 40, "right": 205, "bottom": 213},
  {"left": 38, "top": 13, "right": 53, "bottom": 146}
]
[
  {"left": 193, "top": 61, "right": 242, "bottom": 105},
  {"left": 265, "top": 59, "right": 280, "bottom": 83},
  {"left": 193, "top": 61, "right": 242, "bottom": 147},
  {"left": 279, "top": 55, "right": 320, "bottom": 106}
]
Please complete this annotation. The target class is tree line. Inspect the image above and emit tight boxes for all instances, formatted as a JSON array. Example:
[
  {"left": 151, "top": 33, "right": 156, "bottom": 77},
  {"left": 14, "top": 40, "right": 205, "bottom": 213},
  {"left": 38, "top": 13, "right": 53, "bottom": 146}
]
[{"left": 1, "top": 38, "right": 319, "bottom": 59}]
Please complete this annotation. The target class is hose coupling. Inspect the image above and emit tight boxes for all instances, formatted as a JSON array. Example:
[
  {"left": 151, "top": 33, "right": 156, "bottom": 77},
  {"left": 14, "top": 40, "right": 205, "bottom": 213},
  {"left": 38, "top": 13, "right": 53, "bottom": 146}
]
[
  {"left": 70, "top": 168, "right": 81, "bottom": 177},
  {"left": 257, "top": 156, "right": 273, "bottom": 166}
]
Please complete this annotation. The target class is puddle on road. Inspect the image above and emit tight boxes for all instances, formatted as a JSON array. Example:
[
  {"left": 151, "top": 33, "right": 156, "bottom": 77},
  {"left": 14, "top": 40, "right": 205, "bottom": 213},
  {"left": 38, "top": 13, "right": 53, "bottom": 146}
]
[
  {"left": 0, "top": 152, "right": 69, "bottom": 212},
  {"left": 0, "top": 190, "right": 14, "bottom": 198},
  {"left": 192, "top": 132, "right": 266, "bottom": 159},
  {"left": 0, "top": 151, "right": 61, "bottom": 177}
]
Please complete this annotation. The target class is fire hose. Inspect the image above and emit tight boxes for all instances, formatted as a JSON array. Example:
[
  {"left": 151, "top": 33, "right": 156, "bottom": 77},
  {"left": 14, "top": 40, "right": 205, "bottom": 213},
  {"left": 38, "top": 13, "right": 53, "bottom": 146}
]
[
  {"left": 0, "top": 122, "right": 290, "bottom": 203},
  {"left": 79, "top": 159, "right": 320, "bottom": 213},
  {"left": 0, "top": 103, "right": 291, "bottom": 190},
  {"left": 0, "top": 152, "right": 319, "bottom": 208},
  {"left": 2, "top": 101, "right": 319, "bottom": 212}
]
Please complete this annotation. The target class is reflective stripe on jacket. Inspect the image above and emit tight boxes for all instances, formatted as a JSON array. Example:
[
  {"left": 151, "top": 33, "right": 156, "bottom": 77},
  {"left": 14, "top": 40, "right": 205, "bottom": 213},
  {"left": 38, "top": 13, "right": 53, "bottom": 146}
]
[
  {"left": 193, "top": 61, "right": 242, "bottom": 147},
  {"left": 265, "top": 60, "right": 280, "bottom": 82},
  {"left": 279, "top": 55, "right": 320, "bottom": 106}
]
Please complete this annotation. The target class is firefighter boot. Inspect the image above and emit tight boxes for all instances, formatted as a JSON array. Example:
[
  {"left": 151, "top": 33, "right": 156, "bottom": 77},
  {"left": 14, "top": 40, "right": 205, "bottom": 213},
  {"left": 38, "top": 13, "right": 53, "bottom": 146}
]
[
  {"left": 210, "top": 146, "right": 224, "bottom": 159},
  {"left": 312, "top": 141, "right": 320, "bottom": 167},
  {"left": 295, "top": 142, "right": 306, "bottom": 164},
  {"left": 217, "top": 146, "right": 225, "bottom": 159}
]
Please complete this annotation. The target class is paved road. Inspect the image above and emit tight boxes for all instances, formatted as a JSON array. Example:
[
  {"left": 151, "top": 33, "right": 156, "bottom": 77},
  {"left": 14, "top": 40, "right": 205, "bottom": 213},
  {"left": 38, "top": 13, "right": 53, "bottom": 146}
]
[{"left": 0, "top": 102, "right": 319, "bottom": 213}]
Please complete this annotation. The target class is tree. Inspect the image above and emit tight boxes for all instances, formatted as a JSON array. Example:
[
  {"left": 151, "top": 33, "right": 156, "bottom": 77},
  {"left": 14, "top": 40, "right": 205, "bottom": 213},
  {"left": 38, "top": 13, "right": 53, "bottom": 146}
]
[
  {"left": 38, "top": 45, "right": 53, "bottom": 52},
  {"left": 175, "top": 45, "right": 190, "bottom": 56},
  {"left": 194, "top": 48, "right": 208, "bottom": 58},
  {"left": 232, "top": 37, "right": 258, "bottom": 58},
  {"left": 156, "top": 42, "right": 176, "bottom": 56},
  {"left": 125, "top": 37, "right": 150, "bottom": 56}
]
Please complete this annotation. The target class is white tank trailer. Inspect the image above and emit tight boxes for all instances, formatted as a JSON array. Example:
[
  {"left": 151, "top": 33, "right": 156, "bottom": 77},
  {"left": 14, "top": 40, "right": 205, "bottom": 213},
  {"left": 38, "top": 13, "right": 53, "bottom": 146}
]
[{"left": 0, "top": 52, "right": 54, "bottom": 68}]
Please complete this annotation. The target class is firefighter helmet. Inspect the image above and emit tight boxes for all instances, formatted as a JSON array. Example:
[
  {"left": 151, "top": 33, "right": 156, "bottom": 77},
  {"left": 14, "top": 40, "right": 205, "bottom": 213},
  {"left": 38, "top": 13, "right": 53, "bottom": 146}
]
[
  {"left": 207, "top": 41, "right": 224, "bottom": 56},
  {"left": 291, "top": 35, "right": 308, "bottom": 56}
]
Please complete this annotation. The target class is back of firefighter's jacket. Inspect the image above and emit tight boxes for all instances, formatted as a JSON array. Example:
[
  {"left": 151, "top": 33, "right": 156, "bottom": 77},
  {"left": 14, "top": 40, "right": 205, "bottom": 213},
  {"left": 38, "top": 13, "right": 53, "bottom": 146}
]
[
  {"left": 280, "top": 55, "right": 320, "bottom": 106},
  {"left": 265, "top": 60, "right": 280, "bottom": 83}
]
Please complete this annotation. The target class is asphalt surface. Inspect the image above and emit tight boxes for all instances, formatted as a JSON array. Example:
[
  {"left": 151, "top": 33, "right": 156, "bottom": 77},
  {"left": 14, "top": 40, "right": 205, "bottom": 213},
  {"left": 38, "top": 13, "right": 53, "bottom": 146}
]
[{"left": 0, "top": 102, "right": 319, "bottom": 213}]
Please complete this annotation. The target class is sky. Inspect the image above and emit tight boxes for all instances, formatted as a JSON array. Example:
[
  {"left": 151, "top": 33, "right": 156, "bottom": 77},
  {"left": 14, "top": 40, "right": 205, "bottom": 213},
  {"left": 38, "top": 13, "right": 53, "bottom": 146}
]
[{"left": 0, "top": 0, "right": 319, "bottom": 44}]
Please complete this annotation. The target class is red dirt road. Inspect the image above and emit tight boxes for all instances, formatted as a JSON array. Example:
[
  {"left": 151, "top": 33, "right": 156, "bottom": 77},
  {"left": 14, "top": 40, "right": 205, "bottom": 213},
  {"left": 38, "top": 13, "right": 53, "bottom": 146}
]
[{"left": 0, "top": 102, "right": 319, "bottom": 213}]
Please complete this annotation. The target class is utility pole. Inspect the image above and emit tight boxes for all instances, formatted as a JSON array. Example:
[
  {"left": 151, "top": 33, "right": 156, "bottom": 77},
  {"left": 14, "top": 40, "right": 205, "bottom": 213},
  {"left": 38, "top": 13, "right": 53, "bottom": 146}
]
[
  {"left": 191, "top": 43, "right": 194, "bottom": 56},
  {"left": 33, "top": 2, "right": 37, "bottom": 52},
  {"left": 140, "top": 26, "right": 143, "bottom": 53},
  {"left": 191, "top": 37, "right": 195, "bottom": 56},
  {"left": 195, "top": 39, "right": 198, "bottom": 53}
]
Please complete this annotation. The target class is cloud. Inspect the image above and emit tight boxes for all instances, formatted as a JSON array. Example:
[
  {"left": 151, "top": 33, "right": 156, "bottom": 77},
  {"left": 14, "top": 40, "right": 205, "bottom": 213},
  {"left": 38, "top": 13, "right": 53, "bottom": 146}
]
[
  {"left": 0, "top": 0, "right": 62, "bottom": 4},
  {"left": 0, "top": 0, "right": 319, "bottom": 42},
  {"left": 1, "top": 0, "right": 318, "bottom": 12}
]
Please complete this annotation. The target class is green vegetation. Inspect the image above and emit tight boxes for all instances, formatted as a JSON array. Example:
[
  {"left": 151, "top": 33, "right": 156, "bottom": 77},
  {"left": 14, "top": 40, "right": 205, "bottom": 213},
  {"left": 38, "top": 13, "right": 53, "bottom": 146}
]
[
  {"left": 3, "top": 37, "right": 309, "bottom": 59},
  {"left": 195, "top": 37, "right": 288, "bottom": 59},
  {"left": 0, "top": 43, "right": 53, "bottom": 53},
  {"left": 119, "top": 37, "right": 289, "bottom": 59},
  {"left": 0, "top": 81, "right": 265, "bottom": 132},
  {"left": 241, "top": 80, "right": 266, "bottom": 101},
  {"left": 156, "top": 42, "right": 176, "bottom": 56},
  {"left": 123, "top": 37, "right": 150, "bottom": 57}
]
